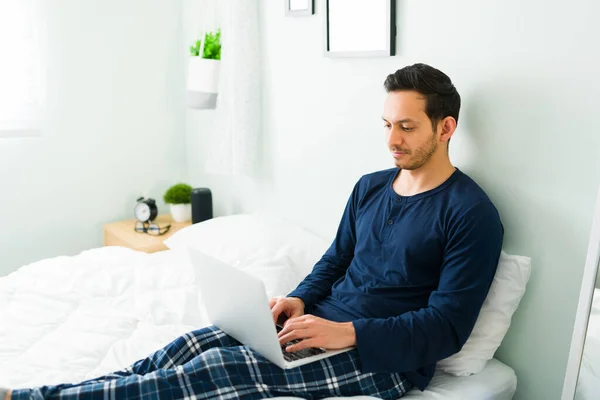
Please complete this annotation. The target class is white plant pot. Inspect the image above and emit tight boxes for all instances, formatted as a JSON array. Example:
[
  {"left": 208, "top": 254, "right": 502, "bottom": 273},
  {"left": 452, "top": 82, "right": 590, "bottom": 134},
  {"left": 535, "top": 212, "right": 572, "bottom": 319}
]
[
  {"left": 187, "top": 57, "right": 220, "bottom": 109},
  {"left": 170, "top": 203, "right": 192, "bottom": 223}
]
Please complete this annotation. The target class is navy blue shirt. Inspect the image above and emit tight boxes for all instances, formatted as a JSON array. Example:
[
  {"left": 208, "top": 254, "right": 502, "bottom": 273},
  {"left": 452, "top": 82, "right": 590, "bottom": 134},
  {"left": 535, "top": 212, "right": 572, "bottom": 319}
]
[{"left": 287, "top": 168, "right": 503, "bottom": 391}]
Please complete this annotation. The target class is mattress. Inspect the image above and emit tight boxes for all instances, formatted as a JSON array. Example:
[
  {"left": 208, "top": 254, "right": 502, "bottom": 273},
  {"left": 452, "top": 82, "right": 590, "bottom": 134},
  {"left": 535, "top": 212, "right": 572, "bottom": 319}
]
[
  {"left": 0, "top": 247, "right": 516, "bottom": 399},
  {"left": 272, "top": 359, "right": 516, "bottom": 400},
  {"left": 402, "top": 358, "right": 516, "bottom": 399}
]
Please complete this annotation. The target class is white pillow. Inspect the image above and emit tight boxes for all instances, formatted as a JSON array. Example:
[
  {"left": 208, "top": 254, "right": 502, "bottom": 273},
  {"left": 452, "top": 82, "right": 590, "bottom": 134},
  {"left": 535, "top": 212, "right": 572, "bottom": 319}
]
[
  {"left": 436, "top": 251, "right": 532, "bottom": 376},
  {"left": 164, "top": 214, "right": 330, "bottom": 298}
]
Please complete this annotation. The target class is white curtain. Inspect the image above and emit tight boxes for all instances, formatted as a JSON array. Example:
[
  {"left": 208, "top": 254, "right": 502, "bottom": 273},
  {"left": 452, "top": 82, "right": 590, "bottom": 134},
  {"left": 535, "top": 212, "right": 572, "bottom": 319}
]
[
  {"left": 205, "top": 0, "right": 262, "bottom": 177},
  {"left": 0, "top": 0, "right": 43, "bottom": 135}
]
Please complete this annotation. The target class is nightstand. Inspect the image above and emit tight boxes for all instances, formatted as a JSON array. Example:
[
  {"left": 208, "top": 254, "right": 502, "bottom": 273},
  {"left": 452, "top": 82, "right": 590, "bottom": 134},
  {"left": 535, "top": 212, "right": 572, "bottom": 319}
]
[{"left": 103, "top": 214, "right": 191, "bottom": 253}]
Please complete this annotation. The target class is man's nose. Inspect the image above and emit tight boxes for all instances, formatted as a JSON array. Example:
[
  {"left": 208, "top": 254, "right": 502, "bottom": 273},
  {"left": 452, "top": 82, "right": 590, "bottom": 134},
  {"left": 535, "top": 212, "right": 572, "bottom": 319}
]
[{"left": 388, "top": 126, "right": 405, "bottom": 146}]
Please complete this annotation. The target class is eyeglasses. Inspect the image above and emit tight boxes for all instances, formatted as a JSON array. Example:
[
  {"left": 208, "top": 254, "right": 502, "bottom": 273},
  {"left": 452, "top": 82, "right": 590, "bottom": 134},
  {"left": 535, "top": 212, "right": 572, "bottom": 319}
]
[{"left": 134, "top": 221, "right": 171, "bottom": 236}]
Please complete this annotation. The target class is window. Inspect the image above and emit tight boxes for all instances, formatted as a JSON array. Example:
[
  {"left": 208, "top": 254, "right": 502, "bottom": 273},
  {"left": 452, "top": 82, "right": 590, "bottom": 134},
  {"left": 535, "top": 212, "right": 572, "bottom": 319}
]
[{"left": 0, "top": 0, "right": 43, "bottom": 137}]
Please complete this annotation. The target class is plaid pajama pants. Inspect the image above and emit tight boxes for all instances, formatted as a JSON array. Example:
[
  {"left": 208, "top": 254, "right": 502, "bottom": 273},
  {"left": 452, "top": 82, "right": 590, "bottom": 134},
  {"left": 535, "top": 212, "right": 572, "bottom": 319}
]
[{"left": 11, "top": 325, "right": 413, "bottom": 400}]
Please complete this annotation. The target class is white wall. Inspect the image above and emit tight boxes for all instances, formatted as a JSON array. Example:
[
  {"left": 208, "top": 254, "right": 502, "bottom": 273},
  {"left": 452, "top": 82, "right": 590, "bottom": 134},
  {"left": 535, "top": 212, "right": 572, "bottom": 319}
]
[
  {"left": 0, "top": 0, "right": 187, "bottom": 276},
  {"left": 187, "top": 1, "right": 600, "bottom": 399}
]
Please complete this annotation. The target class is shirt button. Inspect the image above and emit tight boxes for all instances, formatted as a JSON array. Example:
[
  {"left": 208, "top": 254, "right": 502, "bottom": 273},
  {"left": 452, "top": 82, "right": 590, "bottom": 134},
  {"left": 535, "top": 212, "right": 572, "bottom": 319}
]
[
  {"left": 388, "top": 219, "right": 394, "bottom": 225},
  {"left": 396, "top": 198, "right": 401, "bottom": 203}
]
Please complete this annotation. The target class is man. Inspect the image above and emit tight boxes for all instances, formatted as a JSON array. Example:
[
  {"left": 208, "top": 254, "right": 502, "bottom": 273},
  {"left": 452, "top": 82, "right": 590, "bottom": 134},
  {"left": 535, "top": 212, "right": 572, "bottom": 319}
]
[{"left": 2, "top": 63, "right": 503, "bottom": 400}]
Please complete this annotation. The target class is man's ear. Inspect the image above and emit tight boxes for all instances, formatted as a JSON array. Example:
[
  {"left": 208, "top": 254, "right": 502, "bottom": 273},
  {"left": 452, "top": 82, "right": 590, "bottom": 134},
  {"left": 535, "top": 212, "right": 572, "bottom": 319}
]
[{"left": 439, "top": 117, "right": 457, "bottom": 143}]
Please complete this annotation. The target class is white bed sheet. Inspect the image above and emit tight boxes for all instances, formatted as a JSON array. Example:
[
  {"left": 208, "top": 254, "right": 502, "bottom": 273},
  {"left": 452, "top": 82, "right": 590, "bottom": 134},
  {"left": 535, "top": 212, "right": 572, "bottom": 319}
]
[{"left": 0, "top": 247, "right": 516, "bottom": 399}]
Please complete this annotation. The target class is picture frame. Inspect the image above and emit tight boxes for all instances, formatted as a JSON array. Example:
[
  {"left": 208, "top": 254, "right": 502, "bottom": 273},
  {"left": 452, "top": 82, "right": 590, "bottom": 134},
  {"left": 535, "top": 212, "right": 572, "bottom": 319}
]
[
  {"left": 325, "top": 0, "right": 396, "bottom": 57},
  {"left": 285, "top": 0, "right": 314, "bottom": 17}
]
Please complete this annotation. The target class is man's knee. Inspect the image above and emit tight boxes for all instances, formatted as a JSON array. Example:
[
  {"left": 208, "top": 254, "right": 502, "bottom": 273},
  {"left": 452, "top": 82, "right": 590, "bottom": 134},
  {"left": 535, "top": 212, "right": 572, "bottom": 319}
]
[
  {"left": 198, "top": 347, "right": 228, "bottom": 363},
  {"left": 190, "top": 346, "right": 253, "bottom": 370}
]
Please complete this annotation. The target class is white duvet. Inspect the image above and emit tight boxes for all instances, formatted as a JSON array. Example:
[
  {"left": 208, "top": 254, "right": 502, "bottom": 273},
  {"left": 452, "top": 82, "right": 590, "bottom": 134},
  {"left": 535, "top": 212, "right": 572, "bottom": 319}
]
[
  {"left": 0, "top": 246, "right": 516, "bottom": 399},
  {"left": 0, "top": 247, "right": 204, "bottom": 388}
]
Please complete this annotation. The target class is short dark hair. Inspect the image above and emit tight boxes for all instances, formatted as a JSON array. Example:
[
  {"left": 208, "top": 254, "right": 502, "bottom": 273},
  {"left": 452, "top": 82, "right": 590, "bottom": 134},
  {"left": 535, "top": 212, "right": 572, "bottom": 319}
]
[{"left": 384, "top": 63, "right": 461, "bottom": 127}]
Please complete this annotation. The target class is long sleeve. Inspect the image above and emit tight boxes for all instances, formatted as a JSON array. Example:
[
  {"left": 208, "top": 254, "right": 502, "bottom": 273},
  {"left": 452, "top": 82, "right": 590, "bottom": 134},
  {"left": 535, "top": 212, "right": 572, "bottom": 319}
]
[
  {"left": 287, "top": 181, "right": 361, "bottom": 308},
  {"left": 352, "top": 201, "right": 503, "bottom": 388}
]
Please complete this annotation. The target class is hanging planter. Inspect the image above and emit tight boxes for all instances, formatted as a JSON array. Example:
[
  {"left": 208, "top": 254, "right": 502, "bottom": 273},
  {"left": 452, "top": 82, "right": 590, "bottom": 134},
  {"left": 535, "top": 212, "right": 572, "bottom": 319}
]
[{"left": 187, "top": 30, "right": 221, "bottom": 110}]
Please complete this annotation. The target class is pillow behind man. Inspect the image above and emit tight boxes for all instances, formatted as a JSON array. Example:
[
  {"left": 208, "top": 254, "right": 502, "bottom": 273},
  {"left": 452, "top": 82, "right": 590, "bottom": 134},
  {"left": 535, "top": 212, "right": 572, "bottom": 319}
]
[{"left": 437, "top": 251, "right": 531, "bottom": 376}]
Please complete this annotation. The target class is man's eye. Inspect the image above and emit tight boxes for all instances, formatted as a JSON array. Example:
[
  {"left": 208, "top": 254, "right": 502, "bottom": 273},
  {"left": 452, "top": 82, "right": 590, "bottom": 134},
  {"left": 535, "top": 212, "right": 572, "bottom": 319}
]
[
  {"left": 402, "top": 126, "right": 414, "bottom": 132},
  {"left": 384, "top": 124, "right": 391, "bottom": 129}
]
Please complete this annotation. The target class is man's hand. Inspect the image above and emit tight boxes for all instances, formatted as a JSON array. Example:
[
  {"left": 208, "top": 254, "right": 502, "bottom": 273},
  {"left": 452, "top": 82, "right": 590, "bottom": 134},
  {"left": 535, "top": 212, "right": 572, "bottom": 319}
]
[
  {"left": 277, "top": 314, "right": 356, "bottom": 352},
  {"left": 269, "top": 297, "right": 305, "bottom": 326}
]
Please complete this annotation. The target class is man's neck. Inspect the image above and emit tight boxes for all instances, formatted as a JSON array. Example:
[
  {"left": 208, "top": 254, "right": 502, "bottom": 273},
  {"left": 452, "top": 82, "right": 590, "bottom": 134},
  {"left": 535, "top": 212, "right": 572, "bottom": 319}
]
[{"left": 393, "top": 158, "right": 456, "bottom": 197}]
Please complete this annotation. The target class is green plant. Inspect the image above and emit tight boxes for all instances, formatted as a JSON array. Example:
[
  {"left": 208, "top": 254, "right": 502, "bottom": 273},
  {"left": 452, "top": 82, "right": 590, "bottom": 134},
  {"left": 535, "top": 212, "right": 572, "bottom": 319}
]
[
  {"left": 189, "top": 39, "right": 202, "bottom": 56},
  {"left": 163, "top": 183, "right": 193, "bottom": 205},
  {"left": 189, "top": 29, "right": 221, "bottom": 60},
  {"left": 202, "top": 29, "right": 221, "bottom": 60}
]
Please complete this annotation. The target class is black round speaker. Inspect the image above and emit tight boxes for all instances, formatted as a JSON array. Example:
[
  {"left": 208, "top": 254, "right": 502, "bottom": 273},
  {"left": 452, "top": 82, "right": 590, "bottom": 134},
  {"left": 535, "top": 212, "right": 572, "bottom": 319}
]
[{"left": 191, "top": 188, "right": 213, "bottom": 224}]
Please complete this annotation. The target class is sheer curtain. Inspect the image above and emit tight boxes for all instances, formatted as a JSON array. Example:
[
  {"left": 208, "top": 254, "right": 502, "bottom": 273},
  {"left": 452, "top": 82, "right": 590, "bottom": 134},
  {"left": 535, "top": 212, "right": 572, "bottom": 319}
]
[
  {"left": 0, "top": 0, "right": 43, "bottom": 136},
  {"left": 205, "top": 0, "right": 262, "bottom": 177}
]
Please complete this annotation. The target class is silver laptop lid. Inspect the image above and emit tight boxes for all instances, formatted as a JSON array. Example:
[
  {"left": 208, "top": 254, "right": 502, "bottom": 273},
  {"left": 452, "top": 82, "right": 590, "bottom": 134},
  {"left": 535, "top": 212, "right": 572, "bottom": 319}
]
[{"left": 187, "top": 247, "right": 286, "bottom": 368}]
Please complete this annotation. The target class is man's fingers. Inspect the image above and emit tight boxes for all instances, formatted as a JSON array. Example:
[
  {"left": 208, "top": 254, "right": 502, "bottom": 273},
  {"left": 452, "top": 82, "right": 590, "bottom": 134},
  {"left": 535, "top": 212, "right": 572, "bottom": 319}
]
[
  {"left": 287, "top": 314, "right": 310, "bottom": 323},
  {"left": 272, "top": 301, "right": 310, "bottom": 326},
  {"left": 271, "top": 304, "right": 284, "bottom": 324},
  {"left": 272, "top": 311, "right": 281, "bottom": 324},
  {"left": 277, "top": 319, "right": 307, "bottom": 337},
  {"left": 290, "top": 311, "right": 304, "bottom": 320},
  {"left": 286, "top": 338, "right": 318, "bottom": 353},
  {"left": 278, "top": 328, "right": 309, "bottom": 346}
]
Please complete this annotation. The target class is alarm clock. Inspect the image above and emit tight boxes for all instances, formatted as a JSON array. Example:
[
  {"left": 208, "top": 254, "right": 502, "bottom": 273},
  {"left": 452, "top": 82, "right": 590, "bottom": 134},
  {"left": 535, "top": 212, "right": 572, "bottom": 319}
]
[{"left": 134, "top": 197, "right": 158, "bottom": 222}]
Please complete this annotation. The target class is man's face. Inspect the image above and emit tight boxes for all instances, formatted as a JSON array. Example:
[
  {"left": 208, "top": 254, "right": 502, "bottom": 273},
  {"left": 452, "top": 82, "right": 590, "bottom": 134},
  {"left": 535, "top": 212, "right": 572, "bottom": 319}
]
[{"left": 382, "top": 90, "right": 441, "bottom": 170}]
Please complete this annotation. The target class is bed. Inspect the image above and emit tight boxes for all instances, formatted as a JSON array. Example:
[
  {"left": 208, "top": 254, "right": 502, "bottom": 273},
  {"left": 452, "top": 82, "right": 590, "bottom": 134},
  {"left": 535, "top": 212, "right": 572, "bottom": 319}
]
[{"left": 0, "top": 215, "right": 525, "bottom": 399}]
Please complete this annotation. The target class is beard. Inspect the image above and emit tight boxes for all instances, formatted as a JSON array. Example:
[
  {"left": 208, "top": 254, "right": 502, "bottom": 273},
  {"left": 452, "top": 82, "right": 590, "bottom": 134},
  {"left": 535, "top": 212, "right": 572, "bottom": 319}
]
[{"left": 392, "top": 132, "right": 438, "bottom": 170}]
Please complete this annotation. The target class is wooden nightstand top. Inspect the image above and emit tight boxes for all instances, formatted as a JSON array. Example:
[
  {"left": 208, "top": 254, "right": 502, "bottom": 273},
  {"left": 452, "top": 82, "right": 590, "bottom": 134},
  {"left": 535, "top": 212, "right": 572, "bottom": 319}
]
[{"left": 103, "top": 214, "right": 191, "bottom": 253}]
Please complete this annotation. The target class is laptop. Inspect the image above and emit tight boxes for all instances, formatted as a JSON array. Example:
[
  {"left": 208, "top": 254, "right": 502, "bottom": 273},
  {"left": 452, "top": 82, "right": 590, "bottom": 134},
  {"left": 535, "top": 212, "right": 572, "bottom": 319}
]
[{"left": 187, "top": 247, "right": 353, "bottom": 369}]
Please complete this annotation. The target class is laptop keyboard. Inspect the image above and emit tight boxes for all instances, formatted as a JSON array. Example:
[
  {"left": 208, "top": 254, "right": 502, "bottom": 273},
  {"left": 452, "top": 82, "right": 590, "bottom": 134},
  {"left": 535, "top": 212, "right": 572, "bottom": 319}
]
[
  {"left": 281, "top": 342, "right": 326, "bottom": 361},
  {"left": 277, "top": 325, "right": 326, "bottom": 362}
]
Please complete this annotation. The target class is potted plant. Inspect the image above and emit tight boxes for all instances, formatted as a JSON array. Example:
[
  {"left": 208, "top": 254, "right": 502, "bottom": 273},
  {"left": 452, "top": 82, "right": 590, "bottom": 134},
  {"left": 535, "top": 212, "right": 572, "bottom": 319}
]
[
  {"left": 163, "top": 183, "right": 193, "bottom": 222},
  {"left": 187, "top": 29, "right": 221, "bottom": 109}
]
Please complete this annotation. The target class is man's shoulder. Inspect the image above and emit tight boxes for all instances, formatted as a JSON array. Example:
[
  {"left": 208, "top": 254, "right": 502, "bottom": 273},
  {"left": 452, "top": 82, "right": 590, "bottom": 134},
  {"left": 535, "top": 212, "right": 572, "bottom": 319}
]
[
  {"left": 447, "top": 170, "right": 499, "bottom": 215},
  {"left": 346, "top": 168, "right": 396, "bottom": 205}
]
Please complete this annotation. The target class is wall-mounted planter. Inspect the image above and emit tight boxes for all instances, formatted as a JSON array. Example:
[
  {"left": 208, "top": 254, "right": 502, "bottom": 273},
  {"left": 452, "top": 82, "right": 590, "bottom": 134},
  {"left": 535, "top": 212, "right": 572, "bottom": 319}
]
[{"left": 187, "top": 57, "right": 220, "bottom": 109}]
